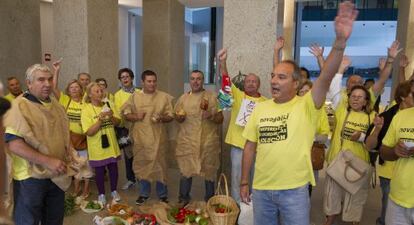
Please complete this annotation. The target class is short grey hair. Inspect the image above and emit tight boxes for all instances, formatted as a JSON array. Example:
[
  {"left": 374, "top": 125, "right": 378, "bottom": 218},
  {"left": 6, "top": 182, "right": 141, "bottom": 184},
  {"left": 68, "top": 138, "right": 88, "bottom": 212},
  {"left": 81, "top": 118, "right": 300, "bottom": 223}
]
[
  {"left": 25, "top": 64, "right": 52, "bottom": 82},
  {"left": 280, "top": 60, "right": 302, "bottom": 81}
]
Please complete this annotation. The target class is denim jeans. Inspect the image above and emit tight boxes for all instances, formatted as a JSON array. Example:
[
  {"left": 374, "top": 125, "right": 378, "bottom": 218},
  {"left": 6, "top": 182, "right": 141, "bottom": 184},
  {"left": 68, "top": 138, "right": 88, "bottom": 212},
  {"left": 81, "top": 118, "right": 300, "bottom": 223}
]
[
  {"left": 231, "top": 146, "right": 255, "bottom": 204},
  {"left": 377, "top": 176, "right": 391, "bottom": 225},
  {"left": 179, "top": 176, "right": 215, "bottom": 202},
  {"left": 252, "top": 184, "right": 310, "bottom": 225},
  {"left": 385, "top": 198, "right": 414, "bottom": 225},
  {"left": 139, "top": 179, "right": 168, "bottom": 198},
  {"left": 13, "top": 178, "right": 65, "bottom": 225},
  {"left": 124, "top": 152, "right": 136, "bottom": 182}
]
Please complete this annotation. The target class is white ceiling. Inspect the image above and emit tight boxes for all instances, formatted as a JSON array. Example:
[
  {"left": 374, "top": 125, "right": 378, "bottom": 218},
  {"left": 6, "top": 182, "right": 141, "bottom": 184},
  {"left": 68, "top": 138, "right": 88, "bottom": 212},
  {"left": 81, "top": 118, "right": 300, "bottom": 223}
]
[{"left": 41, "top": 0, "right": 223, "bottom": 8}]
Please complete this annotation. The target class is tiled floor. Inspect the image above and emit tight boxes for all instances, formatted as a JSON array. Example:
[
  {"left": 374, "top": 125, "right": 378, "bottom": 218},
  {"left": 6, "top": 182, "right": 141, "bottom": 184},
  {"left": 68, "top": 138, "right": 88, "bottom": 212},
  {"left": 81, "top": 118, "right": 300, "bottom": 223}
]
[{"left": 63, "top": 165, "right": 382, "bottom": 225}]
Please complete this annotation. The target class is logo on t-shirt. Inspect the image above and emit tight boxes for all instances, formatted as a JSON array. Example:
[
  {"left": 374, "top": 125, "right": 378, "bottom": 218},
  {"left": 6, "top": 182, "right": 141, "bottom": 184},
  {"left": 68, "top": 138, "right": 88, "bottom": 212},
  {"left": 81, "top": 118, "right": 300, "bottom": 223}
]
[
  {"left": 342, "top": 120, "right": 369, "bottom": 140},
  {"left": 258, "top": 113, "right": 289, "bottom": 143}
]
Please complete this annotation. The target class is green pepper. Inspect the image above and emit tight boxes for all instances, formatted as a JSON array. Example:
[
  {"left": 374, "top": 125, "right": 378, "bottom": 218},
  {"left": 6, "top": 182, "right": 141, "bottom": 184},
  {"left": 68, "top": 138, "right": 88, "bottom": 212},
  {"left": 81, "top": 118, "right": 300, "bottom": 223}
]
[{"left": 167, "top": 212, "right": 177, "bottom": 223}]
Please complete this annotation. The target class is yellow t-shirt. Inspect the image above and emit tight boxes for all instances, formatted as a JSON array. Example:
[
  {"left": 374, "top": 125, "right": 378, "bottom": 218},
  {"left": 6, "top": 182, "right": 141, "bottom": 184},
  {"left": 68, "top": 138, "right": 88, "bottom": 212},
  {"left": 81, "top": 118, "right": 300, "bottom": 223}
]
[
  {"left": 327, "top": 104, "right": 375, "bottom": 163},
  {"left": 4, "top": 93, "right": 17, "bottom": 102},
  {"left": 316, "top": 106, "right": 330, "bottom": 136},
  {"left": 382, "top": 107, "right": 414, "bottom": 208},
  {"left": 377, "top": 161, "right": 395, "bottom": 179},
  {"left": 5, "top": 127, "right": 30, "bottom": 180},
  {"left": 242, "top": 93, "right": 318, "bottom": 190},
  {"left": 81, "top": 103, "right": 121, "bottom": 163},
  {"left": 225, "top": 84, "right": 267, "bottom": 149},
  {"left": 114, "top": 88, "right": 140, "bottom": 112},
  {"left": 59, "top": 93, "right": 84, "bottom": 134},
  {"left": 5, "top": 100, "right": 53, "bottom": 180}
]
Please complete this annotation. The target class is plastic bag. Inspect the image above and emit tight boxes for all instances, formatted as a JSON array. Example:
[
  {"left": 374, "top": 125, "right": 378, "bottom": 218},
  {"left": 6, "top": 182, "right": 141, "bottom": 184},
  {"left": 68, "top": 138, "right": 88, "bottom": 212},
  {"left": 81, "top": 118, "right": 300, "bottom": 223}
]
[{"left": 238, "top": 201, "right": 253, "bottom": 225}]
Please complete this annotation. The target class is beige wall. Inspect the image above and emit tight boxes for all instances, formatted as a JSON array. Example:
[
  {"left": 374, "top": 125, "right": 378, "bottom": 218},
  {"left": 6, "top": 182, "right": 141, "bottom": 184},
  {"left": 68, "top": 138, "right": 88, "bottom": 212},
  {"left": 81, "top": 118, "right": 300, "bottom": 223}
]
[
  {"left": 223, "top": 0, "right": 279, "bottom": 99},
  {"left": 0, "top": 0, "right": 42, "bottom": 85}
]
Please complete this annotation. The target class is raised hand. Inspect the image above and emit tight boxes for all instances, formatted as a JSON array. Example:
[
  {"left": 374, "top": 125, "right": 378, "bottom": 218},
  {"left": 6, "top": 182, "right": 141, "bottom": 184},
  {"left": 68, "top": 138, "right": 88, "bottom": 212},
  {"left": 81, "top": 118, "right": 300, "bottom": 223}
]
[
  {"left": 334, "top": 1, "right": 358, "bottom": 42},
  {"left": 274, "top": 36, "right": 285, "bottom": 51},
  {"left": 373, "top": 115, "right": 384, "bottom": 130},
  {"left": 399, "top": 54, "right": 409, "bottom": 68},
  {"left": 388, "top": 40, "right": 403, "bottom": 59},
  {"left": 52, "top": 57, "right": 63, "bottom": 72},
  {"left": 378, "top": 58, "right": 386, "bottom": 71},
  {"left": 309, "top": 43, "right": 324, "bottom": 57},
  {"left": 217, "top": 49, "right": 227, "bottom": 62}
]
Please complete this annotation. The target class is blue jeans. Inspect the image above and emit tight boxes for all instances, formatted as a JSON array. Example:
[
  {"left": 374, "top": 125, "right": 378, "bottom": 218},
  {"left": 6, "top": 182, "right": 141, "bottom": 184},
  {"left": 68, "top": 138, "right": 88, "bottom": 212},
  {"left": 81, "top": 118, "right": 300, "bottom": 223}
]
[
  {"left": 252, "top": 184, "right": 310, "bottom": 225},
  {"left": 231, "top": 146, "right": 255, "bottom": 204},
  {"left": 139, "top": 179, "right": 168, "bottom": 199},
  {"left": 377, "top": 176, "right": 391, "bottom": 225},
  {"left": 179, "top": 176, "right": 215, "bottom": 202},
  {"left": 13, "top": 178, "right": 65, "bottom": 225}
]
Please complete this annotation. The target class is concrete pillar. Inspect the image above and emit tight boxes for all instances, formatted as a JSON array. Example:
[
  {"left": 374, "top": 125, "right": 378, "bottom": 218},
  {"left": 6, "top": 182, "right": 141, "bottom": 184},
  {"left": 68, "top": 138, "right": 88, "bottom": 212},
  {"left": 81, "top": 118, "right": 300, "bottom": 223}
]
[
  {"left": 223, "top": 0, "right": 279, "bottom": 98},
  {"left": 395, "top": 0, "right": 414, "bottom": 83},
  {"left": 0, "top": 0, "right": 41, "bottom": 84},
  {"left": 53, "top": 0, "right": 119, "bottom": 92},
  {"left": 222, "top": 0, "right": 279, "bottom": 179},
  {"left": 282, "top": 0, "right": 296, "bottom": 61},
  {"left": 142, "top": 0, "right": 185, "bottom": 99}
]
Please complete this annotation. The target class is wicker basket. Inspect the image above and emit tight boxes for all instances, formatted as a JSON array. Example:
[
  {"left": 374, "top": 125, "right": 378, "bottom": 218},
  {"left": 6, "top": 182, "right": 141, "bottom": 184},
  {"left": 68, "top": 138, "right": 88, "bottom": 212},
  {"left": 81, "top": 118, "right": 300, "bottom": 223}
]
[{"left": 207, "top": 174, "right": 240, "bottom": 225}]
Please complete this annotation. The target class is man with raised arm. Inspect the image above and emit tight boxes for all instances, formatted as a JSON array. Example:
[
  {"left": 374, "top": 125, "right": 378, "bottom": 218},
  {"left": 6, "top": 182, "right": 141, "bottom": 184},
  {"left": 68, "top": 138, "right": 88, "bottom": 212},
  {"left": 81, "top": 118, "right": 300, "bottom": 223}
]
[
  {"left": 240, "top": 2, "right": 358, "bottom": 224},
  {"left": 218, "top": 49, "right": 267, "bottom": 205}
]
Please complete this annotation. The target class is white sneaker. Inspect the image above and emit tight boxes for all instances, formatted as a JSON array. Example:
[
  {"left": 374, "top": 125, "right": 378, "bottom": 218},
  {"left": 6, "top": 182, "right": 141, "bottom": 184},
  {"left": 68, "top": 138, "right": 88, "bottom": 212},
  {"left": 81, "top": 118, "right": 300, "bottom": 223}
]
[
  {"left": 98, "top": 194, "right": 106, "bottom": 206},
  {"left": 121, "top": 180, "right": 136, "bottom": 190},
  {"left": 111, "top": 191, "right": 121, "bottom": 202}
]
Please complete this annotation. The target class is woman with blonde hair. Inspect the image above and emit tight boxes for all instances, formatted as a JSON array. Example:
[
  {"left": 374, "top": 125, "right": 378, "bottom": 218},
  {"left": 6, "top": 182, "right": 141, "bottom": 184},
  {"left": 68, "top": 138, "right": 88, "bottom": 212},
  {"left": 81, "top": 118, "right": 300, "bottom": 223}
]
[{"left": 81, "top": 82, "right": 121, "bottom": 205}]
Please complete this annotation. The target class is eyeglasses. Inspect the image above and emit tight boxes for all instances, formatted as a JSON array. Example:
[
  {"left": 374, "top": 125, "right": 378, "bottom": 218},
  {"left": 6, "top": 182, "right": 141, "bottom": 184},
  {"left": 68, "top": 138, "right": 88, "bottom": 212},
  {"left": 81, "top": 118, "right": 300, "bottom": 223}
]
[{"left": 350, "top": 95, "right": 364, "bottom": 100}]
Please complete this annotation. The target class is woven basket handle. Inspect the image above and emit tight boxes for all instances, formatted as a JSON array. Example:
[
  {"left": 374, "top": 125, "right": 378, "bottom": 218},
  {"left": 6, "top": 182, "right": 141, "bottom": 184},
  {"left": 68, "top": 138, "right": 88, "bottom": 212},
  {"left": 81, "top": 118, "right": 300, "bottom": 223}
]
[{"left": 215, "top": 173, "right": 230, "bottom": 197}]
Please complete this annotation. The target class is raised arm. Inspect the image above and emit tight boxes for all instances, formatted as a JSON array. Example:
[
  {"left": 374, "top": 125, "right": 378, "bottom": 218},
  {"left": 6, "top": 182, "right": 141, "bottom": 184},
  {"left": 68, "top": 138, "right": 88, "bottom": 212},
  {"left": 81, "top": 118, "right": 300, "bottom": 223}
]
[
  {"left": 398, "top": 54, "right": 409, "bottom": 83},
  {"left": 273, "top": 36, "right": 285, "bottom": 68},
  {"left": 372, "top": 40, "right": 402, "bottom": 95},
  {"left": 365, "top": 115, "right": 384, "bottom": 150},
  {"left": 217, "top": 49, "right": 228, "bottom": 76},
  {"left": 312, "top": 1, "right": 358, "bottom": 108},
  {"left": 309, "top": 43, "right": 325, "bottom": 70},
  {"left": 52, "top": 59, "right": 63, "bottom": 99},
  {"left": 327, "top": 55, "right": 351, "bottom": 109}
]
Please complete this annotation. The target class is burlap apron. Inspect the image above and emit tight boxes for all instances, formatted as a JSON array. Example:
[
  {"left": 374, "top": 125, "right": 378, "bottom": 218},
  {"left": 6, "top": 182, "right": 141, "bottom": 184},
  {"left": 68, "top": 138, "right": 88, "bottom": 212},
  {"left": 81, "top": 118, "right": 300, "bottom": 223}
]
[
  {"left": 122, "top": 91, "right": 173, "bottom": 183},
  {"left": 175, "top": 91, "right": 220, "bottom": 181},
  {"left": 3, "top": 96, "right": 73, "bottom": 203}
]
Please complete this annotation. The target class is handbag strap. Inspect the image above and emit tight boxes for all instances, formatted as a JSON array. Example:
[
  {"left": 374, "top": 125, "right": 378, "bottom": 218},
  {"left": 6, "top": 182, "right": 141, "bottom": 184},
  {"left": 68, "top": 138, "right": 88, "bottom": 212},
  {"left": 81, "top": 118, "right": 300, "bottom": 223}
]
[
  {"left": 339, "top": 110, "right": 351, "bottom": 150},
  {"left": 65, "top": 98, "right": 72, "bottom": 112}
]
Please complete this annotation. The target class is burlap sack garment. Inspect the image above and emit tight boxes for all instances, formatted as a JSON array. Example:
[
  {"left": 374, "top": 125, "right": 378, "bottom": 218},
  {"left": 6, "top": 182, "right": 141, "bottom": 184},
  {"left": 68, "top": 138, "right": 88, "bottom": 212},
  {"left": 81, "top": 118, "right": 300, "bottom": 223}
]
[
  {"left": 174, "top": 90, "right": 220, "bottom": 181},
  {"left": 3, "top": 96, "right": 73, "bottom": 214},
  {"left": 122, "top": 91, "right": 173, "bottom": 183}
]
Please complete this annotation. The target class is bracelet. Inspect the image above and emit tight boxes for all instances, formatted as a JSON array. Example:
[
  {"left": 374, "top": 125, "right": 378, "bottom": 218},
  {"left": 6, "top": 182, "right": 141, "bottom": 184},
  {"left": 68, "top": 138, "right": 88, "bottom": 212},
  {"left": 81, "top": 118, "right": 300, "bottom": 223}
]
[{"left": 239, "top": 182, "right": 249, "bottom": 187}]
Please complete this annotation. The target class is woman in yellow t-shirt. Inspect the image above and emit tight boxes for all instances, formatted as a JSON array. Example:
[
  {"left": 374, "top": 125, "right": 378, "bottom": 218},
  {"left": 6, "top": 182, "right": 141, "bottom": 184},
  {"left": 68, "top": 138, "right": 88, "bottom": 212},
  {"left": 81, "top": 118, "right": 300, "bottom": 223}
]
[
  {"left": 58, "top": 80, "right": 94, "bottom": 199},
  {"left": 324, "top": 85, "right": 375, "bottom": 225},
  {"left": 81, "top": 82, "right": 121, "bottom": 205}
]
